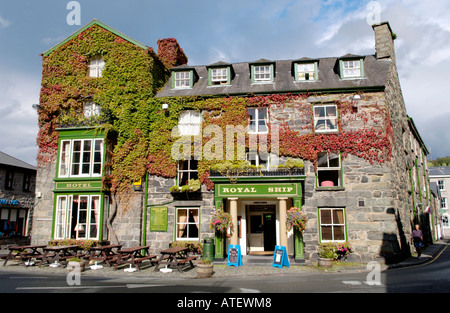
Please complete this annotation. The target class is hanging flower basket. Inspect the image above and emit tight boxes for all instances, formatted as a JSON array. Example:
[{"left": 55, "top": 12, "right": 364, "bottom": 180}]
[
  {"left": 209, "top": 208, "right": 233, "bottom": 236},
  {"left": 286, "top": 207, "right": 308, "bottom": 233}
]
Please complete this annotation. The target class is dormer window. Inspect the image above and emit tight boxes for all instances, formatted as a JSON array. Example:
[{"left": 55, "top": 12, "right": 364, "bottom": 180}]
[
  {"left": 250, "top": 61, "right": 274, "bottom": 84},
  {"left": 83, "top": 100, "right": 101, "bottom": 118},
  {"left": 253, "top": 65, "right": 272, "bottom": 82},
  {"left": 210, "top": 68, "right": 229, "bottom": 85},
  {"left": 172, "top": 69, "right": 196, "bottom": 89},
  {"left": 340, "top": 59, "right": 363, "bottom": 79},
  {"left": 89, "top": 55, "right": 105, "bottom": 78},
  {"left": 295, "top": 62, "right": 318, "bottom": 81}
]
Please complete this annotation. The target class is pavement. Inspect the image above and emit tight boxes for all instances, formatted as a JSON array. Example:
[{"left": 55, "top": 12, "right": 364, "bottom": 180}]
[{"left": 0, "top": 240, "right": 447, "bottom": 280}]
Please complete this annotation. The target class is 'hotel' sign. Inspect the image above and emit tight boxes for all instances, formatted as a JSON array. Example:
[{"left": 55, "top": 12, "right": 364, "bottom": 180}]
[{"left": 217, "top": 183, "right": 300, "bottom": 198}]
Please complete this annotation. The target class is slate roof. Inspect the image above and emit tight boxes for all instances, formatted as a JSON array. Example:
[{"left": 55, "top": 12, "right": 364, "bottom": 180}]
[
  {"left": 155, "top": 54, "right": 391, "bottom": 98},
  {"left": 429, "top": 167, "right": 450, "bottom": 177},
  {"left": 0, "top": 151, "right": 36, "bottom": 171}
]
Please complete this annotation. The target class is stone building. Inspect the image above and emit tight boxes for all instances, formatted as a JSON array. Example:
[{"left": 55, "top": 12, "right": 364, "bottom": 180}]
[
  {"left": 0, "top": 151, "right": 36, "bottom": 246},
  {"left": 429, "top": 166, "right": 450, "bottom": 238},
  {"left": 32, "top": 20, "right": 433, "bottom": 264}
]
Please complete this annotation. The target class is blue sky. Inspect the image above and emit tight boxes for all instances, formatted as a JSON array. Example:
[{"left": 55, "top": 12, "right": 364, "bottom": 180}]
[{"left": 1, "top": 0, "right": 450, "bottom": 166}]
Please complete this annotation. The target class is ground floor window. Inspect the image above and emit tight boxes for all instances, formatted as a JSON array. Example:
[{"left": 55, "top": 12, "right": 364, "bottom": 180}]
[
  {"left": 0, "top": 208, "right": 27, "bottom": 237},
  {"left": 319, "top": 208, "right": 347, "bottom": 242},
  {"left": 176, "top": 207, "right": 199, "bottom": 241},
  {"left": 54, "top": 194, "right": 104, "bottom": 240},
  {"left": 443, "top": 215, "right": 449, "bottom": 228}
]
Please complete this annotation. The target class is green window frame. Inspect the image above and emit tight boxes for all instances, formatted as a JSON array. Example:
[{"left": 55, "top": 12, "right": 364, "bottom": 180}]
[
  {"left": 339, "top": 59, "right": 364, "bottom": 79},
  {"left": 294, "top": 62, "right": 318, "bottom": 81},
  {"left": 53, "top": 193, "right": 106, "bottom": 240},
  {"left": 313, "top": 104, "right": 338, "bottom": 133},
  {"left": 175, "top": 207, "right": 200, "bottom": 241},
  {"left": 316, "top": 152, "right": 343, "bottom": 188},
  {"left": 251, "top": 64, "right": 274, "bottom": 83},
  {"left": 208, "top": 67, "right": 231, "bottom": 86},
  {"left": 57, "top": 138, "right": 104, "bottom": 178},
  {"left": 318, "top": 207, "right": 347, "bottom": 242},
  {"left": 171, "top": 70, "right": 194, "bottom": 89}
]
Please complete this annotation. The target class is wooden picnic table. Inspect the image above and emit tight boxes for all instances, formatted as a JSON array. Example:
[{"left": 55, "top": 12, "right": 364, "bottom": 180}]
[
  {"left": 153, "top": 246, "right": 197, "bottom": 273},
  {"left": 113, "top": 245, "right": 158, "bottom": 271},
  {"left": 2, "top": 245, "right": 47, "bottom": 266},
  {"left": 38, "top": 245, "right": 83, "bottom": 267},
  {"left": 88, "top": 244, "right": 122, "bottom": 267}
]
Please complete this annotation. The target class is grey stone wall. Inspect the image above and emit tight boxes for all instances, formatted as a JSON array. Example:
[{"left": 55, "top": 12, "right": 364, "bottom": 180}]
[{"left": 30, "top": 162, "right": 55, "bottom": 245}]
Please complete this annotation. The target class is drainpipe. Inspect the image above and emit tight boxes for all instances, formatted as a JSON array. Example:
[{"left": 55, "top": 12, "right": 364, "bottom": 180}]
[{"left": 142, "top": 172, "right": 149, "bottom": 251}]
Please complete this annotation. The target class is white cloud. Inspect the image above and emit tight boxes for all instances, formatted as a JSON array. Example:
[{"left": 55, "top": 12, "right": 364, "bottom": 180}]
[
  {"left": 0, "top": 69, "right": 40, "bottom": 166},
  {"left": 0, "top": 15, "right": 10, "bottom": 28}
]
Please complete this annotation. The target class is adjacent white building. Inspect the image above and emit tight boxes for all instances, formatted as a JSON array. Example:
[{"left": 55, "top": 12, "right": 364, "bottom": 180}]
[{"left": 429, "top": 167, "right": 450, "bottom": 238}]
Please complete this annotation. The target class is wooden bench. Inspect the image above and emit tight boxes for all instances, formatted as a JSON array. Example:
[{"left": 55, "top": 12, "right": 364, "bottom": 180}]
[
  {"left": 112, "top": 246, "right": 156, "bottom": 271},
  {"left": 176, "top": 255, "right": 197, "bottom": 265}
]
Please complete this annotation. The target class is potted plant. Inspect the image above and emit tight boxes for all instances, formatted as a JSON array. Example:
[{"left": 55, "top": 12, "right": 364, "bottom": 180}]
[
  {"left": 286, "top": 207, "right": 308, "bottom": 233},
  {"left": 209, "top": 208, "right": 233, "bottom": 236},
  {"left": 336, "top": 242, "right": 353, "bottom": 261},
  {"left": 317, "top": 243, "right": 337, "bottom": 268},
  {"left": 196, "top": 258, "right": 214, "bottom": 278},
  {"left": 67, "top": 257, "right": 86, "bottom": 272}
]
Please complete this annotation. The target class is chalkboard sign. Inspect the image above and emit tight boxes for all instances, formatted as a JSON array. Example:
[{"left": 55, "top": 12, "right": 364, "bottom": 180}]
[
  {"left": 227, "top": 245, "right": 243, "bottom": 267},
  {"left": 273, "top": 245, "right": 289, "bottom": 268},
  {"left": 149, "top": 207, "right": 168, "bottom": 232}
]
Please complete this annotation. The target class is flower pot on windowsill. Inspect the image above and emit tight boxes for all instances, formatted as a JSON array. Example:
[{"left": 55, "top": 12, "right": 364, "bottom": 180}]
[
  {"left": 197, "top": 261, "right": 214, "bottom": 278},
  {"left": 320, "top": 180, "right": 335, "bottom": 187}
]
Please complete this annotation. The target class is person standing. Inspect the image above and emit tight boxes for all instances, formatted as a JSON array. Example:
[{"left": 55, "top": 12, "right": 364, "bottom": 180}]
[{"left": 411, "top": 224, "right": 424, "bottom": 259}]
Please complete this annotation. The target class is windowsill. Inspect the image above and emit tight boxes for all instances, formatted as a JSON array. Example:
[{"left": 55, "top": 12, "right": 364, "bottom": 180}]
[
  {"left": 251, "top": 81, "right": 274, "bottom": 85},
  {"left": 207, "top": 84, "right": 231, "bottom": 88},
  {"left": 314, "top": 130, "right": 339, "bottom": 134},
  {"left": 340, "top": 76, "right": 366, "bottom": 80},
  {"left": 294, "top": 79, "right": 319, "bottom": 83},
  {"left": 172, "top": 87, "right": 193, "bottom": 90},
  {"left": 315, "top": 186, "right": 345, "bottom": 191}
]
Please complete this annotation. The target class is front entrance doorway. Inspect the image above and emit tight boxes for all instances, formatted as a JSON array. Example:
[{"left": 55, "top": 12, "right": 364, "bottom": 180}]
[{"left": 247, "top": 205, "right": 276, "bottom": 254}]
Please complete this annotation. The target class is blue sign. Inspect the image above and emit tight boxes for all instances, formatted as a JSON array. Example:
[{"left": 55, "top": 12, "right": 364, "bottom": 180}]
[
  {"left": 0, "top": 199, "right": 19, "bottom": 206},
  {"left": 227, "top": 245, "right": 243, "bottom": 267},
  {"left": 273, "top": 245, "right": 289, "bottom": 268}
]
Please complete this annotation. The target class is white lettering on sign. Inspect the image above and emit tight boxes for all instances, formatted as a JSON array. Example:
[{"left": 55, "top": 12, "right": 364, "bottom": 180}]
[{"left": 268, "top": 187, "right": 293, "bottom": 193}]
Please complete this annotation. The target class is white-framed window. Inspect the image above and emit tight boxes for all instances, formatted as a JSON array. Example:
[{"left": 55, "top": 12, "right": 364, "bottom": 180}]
[
  {"left": 342, "top": 60, "right": 362, "bottom": 78},
  {"left": 442, "top": 197, "right": 448, "bottom": 210},
  {"left": 58, "top": 138, "right": 103, "bottom": 178},
  {"left": 317, "top": 152, "right": 341, "bottom": 187},
  {"left": 54, "top": 194, "right": 102, "bottom": 240},
  {"left": 0, "top": 208, "right": 27, "bottom": 237},
  {"left": 319, "top": 208, "right": 346, "bottom": 242},
  {"left": 178, "top": 110, "right": 202, "bottom": 136},
  {"left": 296, "top": 63, "right": 316, "bottom": 81},
  {"left": 89, "top": 55, "right": 105, "bottom": 78},
  {"left": 246, "top": 151, "right": 270, "bottom": 170},
  {"left": 442, "top": 215, "right": 449, "bottom": 228},
  {"left": 174, "top": 71, "right": 191, "bottom": 89},
  {"left": 176, "top": 207, "right": 199, "bottom": 241},
  {"left": 248, "top": 108, "right": 268, "bottom": 133},
  {"left": 210, "top": 68, "right": 229, "bottom": 85},
  {"left": 438, "top": 180, "right": 446, "bottom": 191},
  {"left": 83, "top": 100, "right": 101, "bottom": 118},
  {"left": 314, "top": 105, "right": 338, "bottom": 133},
  {"left": 177, "top": 160, "right": 198, "bottom": 186},
  {"left": 253, "top": 65, "right": 272, "bottom": 82}
]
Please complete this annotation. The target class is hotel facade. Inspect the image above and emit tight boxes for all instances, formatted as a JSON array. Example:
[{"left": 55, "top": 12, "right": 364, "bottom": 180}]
[{"left": 31, "top": 20, "right": 435, "bottom": 264}]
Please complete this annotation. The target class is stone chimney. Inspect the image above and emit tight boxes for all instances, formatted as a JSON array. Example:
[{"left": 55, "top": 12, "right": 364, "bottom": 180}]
[
  {"left": 157, "top": 38, "right": 188, "bottom": 70},
  {"left": 372, "top": 22, "right": 396, "bottom": 64}
]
